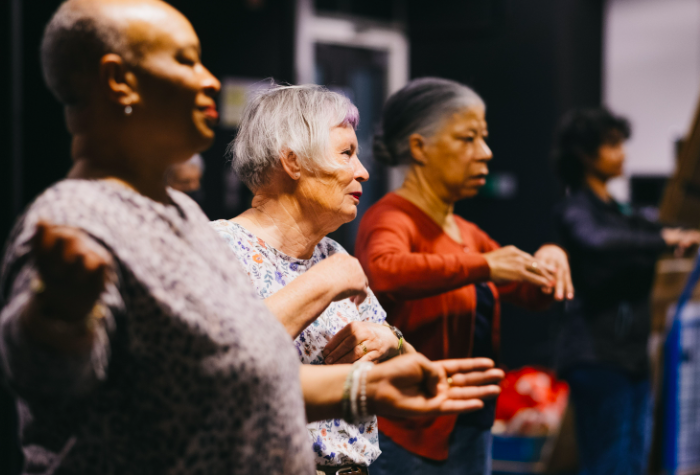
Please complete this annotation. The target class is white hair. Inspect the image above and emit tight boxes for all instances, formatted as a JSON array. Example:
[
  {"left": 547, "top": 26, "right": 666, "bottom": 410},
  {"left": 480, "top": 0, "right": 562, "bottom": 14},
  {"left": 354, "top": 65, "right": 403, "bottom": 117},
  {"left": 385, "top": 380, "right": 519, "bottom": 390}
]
[
  {"left": 373, "top": 77, "right": 485, "bottom": 166},
  {"left": 229, "top": 84, "right": 360, "bottom": 191}
]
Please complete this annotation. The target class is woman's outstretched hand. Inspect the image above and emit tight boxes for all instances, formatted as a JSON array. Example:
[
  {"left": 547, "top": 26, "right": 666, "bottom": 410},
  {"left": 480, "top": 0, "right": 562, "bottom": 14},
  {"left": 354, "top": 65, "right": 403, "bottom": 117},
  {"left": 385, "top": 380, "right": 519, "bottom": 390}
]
[
  {"left": 22, "top": 221, "right": 112, "bottom": 353},
  {"left": 368, "top": 354, "right": 503, "bottom": 418},
  {"left": 483, "top": 245, "right": 556, "bottom": 289},
  {"left": 533, "top": 244, "right": 574, "bottom": 300}
]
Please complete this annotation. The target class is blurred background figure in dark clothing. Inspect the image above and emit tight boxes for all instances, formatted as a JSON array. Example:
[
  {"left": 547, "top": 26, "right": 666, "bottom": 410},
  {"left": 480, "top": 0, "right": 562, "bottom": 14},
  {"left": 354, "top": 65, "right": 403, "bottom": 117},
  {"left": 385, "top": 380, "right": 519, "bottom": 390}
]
[
  {"left": 551, "top": 108, "right": 700, "bottom": 475},
  {"left": 166, "top": 153, "right": 205, "bottom": 203}
]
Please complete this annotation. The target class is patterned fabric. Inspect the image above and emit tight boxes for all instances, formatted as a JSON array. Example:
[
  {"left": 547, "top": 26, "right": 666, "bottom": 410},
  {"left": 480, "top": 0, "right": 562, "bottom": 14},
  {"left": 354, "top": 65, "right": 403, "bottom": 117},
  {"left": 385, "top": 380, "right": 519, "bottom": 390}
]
[
  {"left": 211, "top": 220, "right": 385, "bottom": 467},
  {"left": 0, "top": 180, "right": 314, "bottom": 475}
]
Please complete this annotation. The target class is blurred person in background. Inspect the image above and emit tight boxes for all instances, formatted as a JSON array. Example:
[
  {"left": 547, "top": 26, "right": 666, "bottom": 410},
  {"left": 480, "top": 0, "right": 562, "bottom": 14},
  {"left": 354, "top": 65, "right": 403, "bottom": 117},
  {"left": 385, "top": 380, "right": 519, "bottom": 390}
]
[
  {"left": 0, "top": 2, "right": 506, "bottom": 474},
  {"left": 166, "top": 153, "right": 204, "bottom": 199},
  {"left": 212, "top": 84, "right": 503, "bottom": 475},
  {"left": 355, "top": 77, "right": 574, "bottom": 475},
  {"left": 552, "top": 107, "right": 700, "bottom": 475}
]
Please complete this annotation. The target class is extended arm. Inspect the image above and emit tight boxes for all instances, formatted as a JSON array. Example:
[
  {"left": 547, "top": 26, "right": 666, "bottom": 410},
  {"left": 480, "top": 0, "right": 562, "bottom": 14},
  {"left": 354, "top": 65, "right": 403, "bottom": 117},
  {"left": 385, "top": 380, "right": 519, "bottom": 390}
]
[
  {"left": 561, "top": 206, "right": 666, "bottom": 252},
  {"left": 300, "top": 353, "right": 504, "bottom": 422},
  {"left": 0, "top": 222, "right": 116, "bottom": 402},
  {"left": 359, "top": 225, "right": 492, "bottom": 301}
]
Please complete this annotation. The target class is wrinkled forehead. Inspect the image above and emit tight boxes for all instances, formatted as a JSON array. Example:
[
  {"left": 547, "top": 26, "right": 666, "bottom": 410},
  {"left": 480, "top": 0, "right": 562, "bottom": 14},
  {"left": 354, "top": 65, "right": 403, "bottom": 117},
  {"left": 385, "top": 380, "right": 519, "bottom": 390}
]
[
  {"left": 330, "top": 124, "right": 358, "bottom": 147},
  {"left": 102, "top": 1, "right": 199, "bottom": 55},
  {"left": 445, "top": 106, "right": 488, "bottom": 133}
]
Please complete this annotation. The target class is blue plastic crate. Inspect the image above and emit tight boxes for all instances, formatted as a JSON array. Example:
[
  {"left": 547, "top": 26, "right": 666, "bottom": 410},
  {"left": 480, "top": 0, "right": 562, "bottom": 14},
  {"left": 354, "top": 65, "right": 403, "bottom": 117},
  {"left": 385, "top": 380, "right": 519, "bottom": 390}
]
[{"left": 492, "top": 434, "right": 551, "bottom": 474}]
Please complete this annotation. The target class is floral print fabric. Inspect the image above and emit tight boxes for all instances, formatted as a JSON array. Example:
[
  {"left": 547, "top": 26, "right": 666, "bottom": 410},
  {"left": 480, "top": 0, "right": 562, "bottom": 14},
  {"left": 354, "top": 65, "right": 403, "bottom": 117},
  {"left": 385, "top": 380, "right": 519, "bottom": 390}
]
[{"left": 211, "top": 220, "right": 385, "bottom": 467}]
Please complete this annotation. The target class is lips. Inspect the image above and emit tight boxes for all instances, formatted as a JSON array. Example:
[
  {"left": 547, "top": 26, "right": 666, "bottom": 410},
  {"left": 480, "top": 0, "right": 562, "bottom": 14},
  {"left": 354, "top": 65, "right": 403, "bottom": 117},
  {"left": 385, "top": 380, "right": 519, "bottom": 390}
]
[
  {"left": 350, "top": 192, "right": 362, "bottom": 200},
  {"left": 199, "top": 105, "right": 219, "bottom": 122},
  {"left": 472, "top": 173, "right": 488, "bottom": 186}
]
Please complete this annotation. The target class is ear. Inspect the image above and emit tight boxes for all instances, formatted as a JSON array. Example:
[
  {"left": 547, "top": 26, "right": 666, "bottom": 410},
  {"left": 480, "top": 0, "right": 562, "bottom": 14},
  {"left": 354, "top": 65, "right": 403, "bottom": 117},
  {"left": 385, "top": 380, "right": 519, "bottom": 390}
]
[
  {"left": 279, "top": 149, "right": 302, "bottom": 181},
  {"left": 99, "top": 54, "right": 140, "bottom": 108},
  {"left": 408, "top": 133, "right": 429, "bottom": 165}
]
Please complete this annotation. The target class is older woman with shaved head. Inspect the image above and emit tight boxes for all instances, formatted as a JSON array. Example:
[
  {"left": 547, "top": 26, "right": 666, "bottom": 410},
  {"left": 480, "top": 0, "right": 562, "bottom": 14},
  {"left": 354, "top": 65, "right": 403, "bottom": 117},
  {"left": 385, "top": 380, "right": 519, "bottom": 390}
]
[{"left": 0, "top": 2, "right": 503, "bottom": 474}]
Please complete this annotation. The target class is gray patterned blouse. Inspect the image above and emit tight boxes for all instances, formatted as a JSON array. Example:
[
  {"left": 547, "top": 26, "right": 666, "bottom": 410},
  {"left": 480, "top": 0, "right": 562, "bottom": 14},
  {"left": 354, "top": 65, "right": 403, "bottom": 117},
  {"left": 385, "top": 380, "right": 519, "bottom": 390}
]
[{"left": 0, "top": 179, "right": 314, "bottom": 475}]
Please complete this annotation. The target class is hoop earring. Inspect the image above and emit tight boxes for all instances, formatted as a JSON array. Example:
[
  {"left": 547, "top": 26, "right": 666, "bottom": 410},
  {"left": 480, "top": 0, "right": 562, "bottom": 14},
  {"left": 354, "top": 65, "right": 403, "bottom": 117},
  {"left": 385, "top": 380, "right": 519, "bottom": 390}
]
[{"left": 124, "top": 105, "right": 133, "bottom": 116}]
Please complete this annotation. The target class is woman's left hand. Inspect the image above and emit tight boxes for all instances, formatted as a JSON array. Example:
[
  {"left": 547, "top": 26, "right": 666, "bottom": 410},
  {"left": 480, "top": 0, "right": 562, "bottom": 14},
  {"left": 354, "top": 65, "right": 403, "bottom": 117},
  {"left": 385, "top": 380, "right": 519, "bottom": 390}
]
[
  {"left": 533, "top": 244, "right": 574, "bottom": 301},
  {"left": 323, "top": 321, "right": 400, "bottom": 364}
]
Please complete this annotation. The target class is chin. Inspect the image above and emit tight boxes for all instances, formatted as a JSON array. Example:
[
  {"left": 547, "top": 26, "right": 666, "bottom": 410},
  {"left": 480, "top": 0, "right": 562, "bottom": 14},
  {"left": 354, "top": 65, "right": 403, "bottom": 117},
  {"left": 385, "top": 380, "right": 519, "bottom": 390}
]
[
  {"left": 341, "top": 207, "right": 358, "bottom": 223},
  {"left": 193, "top": 132, "right": 215, "bottom": 153},
  {"left": 457, "top": 189, "right": 481, "bottom": 201}
]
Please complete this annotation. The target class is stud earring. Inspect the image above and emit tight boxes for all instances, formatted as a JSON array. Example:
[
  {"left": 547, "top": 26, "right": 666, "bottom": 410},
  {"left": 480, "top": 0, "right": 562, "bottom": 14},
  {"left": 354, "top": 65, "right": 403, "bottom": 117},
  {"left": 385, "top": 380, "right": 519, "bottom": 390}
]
[{"left": 124, "top": 105, "right": 133, "bottom": 116}]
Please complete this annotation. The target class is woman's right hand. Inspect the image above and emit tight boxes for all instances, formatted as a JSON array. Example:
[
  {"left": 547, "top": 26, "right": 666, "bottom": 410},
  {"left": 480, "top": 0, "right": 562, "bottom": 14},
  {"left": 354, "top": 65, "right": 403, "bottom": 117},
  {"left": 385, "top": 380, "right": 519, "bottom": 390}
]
[
  {"left": 483, "top": 245, "right": 556, "bottom": 288},
  {"left": 367, "top": 353, "right": 504, "bottom": 418},
  {"left": 313, "top": 253, "right": 369, "bottom": 306},
  {"left": 23, "top": 222, "right": 112, "bottom": 352}
]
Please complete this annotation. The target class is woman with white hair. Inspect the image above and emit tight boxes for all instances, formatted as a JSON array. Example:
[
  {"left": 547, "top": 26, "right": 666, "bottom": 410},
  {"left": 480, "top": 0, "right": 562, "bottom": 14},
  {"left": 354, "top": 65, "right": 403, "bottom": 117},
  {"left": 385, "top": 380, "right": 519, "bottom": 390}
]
[{"left": 212, "top": 84, "right": 504, "bottom": 475}]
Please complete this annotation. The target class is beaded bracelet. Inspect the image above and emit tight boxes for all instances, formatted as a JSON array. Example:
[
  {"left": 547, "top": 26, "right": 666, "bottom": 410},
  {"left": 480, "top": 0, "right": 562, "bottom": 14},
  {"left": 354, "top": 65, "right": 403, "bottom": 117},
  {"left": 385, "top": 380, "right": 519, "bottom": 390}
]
[{"left": 342, "top": 361, "right": 375, "bottom": 424}]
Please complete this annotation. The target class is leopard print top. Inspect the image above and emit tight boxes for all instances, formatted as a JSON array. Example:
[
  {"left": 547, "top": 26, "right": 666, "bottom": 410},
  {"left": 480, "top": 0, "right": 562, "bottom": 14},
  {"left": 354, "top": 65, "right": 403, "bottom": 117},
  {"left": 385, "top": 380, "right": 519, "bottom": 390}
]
[{"left": 0, "top": 179, "right": 314, "bottom": 475}]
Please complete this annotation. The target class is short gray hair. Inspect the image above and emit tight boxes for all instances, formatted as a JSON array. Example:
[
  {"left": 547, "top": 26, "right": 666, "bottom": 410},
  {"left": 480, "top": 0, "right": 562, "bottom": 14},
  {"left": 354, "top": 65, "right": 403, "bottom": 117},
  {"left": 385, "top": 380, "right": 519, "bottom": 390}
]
[
  {"left": 373, "top": 77, "right": 485, "bottom": 166},
  {"left": 41, "top": 1, "right": 132, "bottom": 106},
  {"left": 229, "top": 84, "right": 359, "bottom": 190}
]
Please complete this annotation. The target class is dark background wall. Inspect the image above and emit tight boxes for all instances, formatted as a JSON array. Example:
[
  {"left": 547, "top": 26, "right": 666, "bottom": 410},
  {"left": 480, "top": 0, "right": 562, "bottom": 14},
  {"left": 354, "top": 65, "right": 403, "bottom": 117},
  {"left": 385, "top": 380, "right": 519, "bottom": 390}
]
[
  {"left": 406, "top": 0, "right": 604, "bottom": 368},
  {"left": 2, "top": 1, "right": 603, "bottom": 473}
]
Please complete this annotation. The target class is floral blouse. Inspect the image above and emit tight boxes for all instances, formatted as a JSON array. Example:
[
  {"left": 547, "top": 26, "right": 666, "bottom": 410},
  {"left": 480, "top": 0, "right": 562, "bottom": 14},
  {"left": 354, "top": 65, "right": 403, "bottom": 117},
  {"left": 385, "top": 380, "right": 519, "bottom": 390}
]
[{"left": 211, "top": 220, "right": 385, "bottom": 467}]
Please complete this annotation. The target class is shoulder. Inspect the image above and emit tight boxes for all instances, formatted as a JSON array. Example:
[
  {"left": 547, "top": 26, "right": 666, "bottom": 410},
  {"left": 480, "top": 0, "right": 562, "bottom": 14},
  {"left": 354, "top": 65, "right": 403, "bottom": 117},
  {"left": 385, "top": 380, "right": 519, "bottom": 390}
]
[
  {"left": 209, "top": 220, "right": 255, "bottom": 256},
  {"left": 1, "top": 180, "right": 133, "bottom": 298},
  {"left": 555, "top": 189, "right": 597, "bottom": 222},
  {"left": 4, "top": 180, "right": 129, "bottom": 256},
  {"left": 362, "top": 194, "right": 418, "bottom": 223},
  {"left": 317, "top": 236, "right": 348, "bottom": 257},
  {"left": 358, "top": 194, "right": 425, "bottom": 240}
]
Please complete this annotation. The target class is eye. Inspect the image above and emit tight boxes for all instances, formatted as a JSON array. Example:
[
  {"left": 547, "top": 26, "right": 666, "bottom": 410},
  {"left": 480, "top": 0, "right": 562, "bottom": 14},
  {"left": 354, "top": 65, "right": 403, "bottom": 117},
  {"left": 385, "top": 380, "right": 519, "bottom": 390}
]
[
  {"left": 177, "top": 50, "right": 199, "bottom": 66},
  {"left": 342, "top": 148, "right": 353, "bottom": 156},
  {"left": 460, "top": 136, "right": 475, "bottom": 143}
]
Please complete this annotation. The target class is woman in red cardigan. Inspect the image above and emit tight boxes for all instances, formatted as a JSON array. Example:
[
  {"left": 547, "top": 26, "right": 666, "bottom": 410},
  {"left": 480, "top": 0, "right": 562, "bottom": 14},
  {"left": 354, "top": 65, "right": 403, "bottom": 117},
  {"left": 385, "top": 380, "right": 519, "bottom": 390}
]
[{"left": 355, "top": 78, "right": 574, "bottom": 475}]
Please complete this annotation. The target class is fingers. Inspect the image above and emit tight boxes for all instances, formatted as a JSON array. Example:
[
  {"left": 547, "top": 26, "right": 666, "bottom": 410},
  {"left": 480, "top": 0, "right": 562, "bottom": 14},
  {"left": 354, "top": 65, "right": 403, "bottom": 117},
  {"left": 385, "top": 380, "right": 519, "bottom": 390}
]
[
  {"left": 322, "top": 331, "right": 356, "bottom": 364},
  {"left": 438, "top": 399, "right": 485, "bottom": 414},
  {"left": 435, "top": 384, "right": 502, "bottom": 415},
  {"left": 350, "top": 286, "right": 369, "bottom": 307},
  {"left": 446, "top": 384, "right": 501, "bottom": 402},
  {"left": 553, "top": 265, "right": 564, "bottom": 300},
  {"left": 563, "top": 265, "right": 574, "bottom": 300},
  {"left": 448, "top": 368, "right": 505, "bottom": 387},
  {"left": 434, "top": 357, "right": 495, "bottom": 375},
  {"left": 29, "top": 223, "right": 113, "bottom": 318},
  {"left": 323, "top": 322, "right": 374, "bottom": 364}
]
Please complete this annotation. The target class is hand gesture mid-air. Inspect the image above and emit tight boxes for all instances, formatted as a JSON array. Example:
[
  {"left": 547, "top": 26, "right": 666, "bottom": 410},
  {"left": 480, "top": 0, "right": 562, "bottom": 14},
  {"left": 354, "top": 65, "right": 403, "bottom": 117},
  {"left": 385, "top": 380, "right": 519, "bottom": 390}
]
[{"left": 23, "top": 222, "right": 113, "bottom": 353}]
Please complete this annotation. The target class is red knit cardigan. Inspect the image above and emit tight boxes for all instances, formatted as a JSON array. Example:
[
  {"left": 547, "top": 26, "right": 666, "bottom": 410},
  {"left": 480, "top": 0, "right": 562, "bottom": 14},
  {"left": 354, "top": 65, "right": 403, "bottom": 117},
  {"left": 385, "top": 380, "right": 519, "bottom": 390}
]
[{"left": 355, "top": 193, "right": 553, "bottom": 460}]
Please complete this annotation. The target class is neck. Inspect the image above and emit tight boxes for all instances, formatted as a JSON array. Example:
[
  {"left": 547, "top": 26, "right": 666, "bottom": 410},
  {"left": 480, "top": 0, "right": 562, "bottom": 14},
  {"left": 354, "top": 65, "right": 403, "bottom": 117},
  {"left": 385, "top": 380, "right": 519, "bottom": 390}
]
[
  {"left": 584, "top": 173, "right": 611, "bottom": 202},
  {"left": 395, "top": 165, "right": 454, "bottom": 226},
  {"left": 67, "top": 128, "right": 172, "bottom": 205},
  {"left": 233, "top": 191, "right": 335, "bottom": 259}
]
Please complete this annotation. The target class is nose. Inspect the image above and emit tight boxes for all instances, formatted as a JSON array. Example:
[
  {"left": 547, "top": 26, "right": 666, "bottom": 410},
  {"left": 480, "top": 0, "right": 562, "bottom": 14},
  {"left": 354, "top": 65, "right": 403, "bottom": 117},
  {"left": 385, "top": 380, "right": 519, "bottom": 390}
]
[
  {"left": 353, "top": 156, "right": 370, "bottom": 183},
  {"left": 478, "top": 139, "right": 493, "bottom": 161},
  {"left": 199, "top": 65, "right": 221, "bottom": 96}
]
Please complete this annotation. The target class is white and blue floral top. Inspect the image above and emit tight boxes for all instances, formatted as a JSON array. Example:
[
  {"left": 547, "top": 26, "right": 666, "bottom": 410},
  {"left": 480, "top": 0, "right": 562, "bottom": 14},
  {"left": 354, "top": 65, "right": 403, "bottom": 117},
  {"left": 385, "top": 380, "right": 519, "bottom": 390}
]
[{"left": 211, "top": 220, "right": 384, "bottom": 467}]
